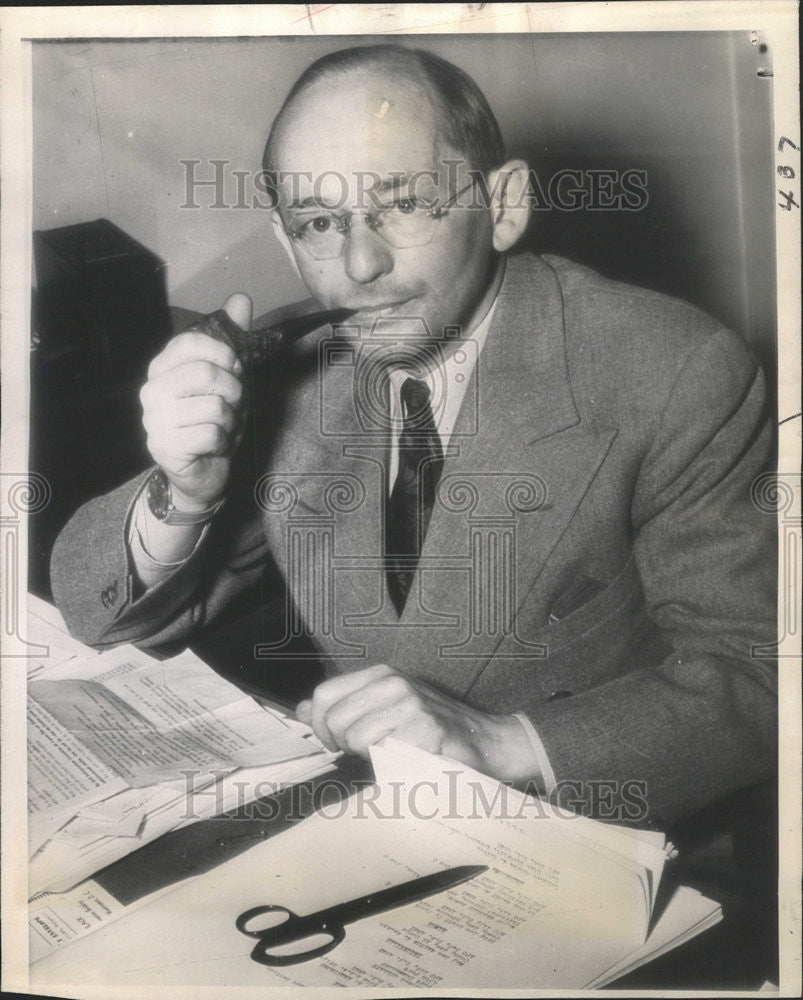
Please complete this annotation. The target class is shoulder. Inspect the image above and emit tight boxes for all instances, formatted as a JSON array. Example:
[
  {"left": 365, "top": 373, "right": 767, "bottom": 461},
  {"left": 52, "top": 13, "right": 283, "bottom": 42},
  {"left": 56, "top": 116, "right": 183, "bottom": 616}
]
[
  {"left": 538, "top": 252, "right": 737, "bottom": 355},
  {"left": 524, "top": 253, "right": 760, "bottom": 425}
]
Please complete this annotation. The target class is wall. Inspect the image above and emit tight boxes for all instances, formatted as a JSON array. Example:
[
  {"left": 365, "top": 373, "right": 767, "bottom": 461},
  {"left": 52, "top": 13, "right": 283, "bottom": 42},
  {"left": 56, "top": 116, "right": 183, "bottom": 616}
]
[{"left": 32, "top": 33, "right": 776, "bottom": 370}]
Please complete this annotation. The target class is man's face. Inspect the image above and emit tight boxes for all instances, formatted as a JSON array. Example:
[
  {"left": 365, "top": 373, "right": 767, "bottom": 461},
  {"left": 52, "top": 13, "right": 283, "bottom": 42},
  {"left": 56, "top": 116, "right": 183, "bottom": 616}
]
[{"left": 271, "top": 70, "right": 496, "bottom": 342}]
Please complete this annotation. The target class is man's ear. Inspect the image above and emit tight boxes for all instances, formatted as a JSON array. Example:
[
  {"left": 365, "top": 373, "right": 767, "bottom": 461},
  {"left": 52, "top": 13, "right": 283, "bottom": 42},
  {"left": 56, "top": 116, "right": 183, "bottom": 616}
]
[
  {"left": 270, "top": 210, "right": 303, "bottom": 279},
  {"left": 486, "top": 159, "right": 530, "bottom": 253}
]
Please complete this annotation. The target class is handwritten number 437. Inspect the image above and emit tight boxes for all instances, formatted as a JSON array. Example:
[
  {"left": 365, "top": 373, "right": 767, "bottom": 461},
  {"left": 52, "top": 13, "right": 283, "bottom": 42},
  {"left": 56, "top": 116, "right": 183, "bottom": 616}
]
[{"left": 777, "top": 136, "right": 799, "bottom": 211}]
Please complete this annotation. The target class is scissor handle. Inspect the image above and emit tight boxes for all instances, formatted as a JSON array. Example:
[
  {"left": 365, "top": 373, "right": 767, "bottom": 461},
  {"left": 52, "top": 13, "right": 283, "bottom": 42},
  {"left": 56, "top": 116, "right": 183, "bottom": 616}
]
[
  {"left": 236, "top": 905, "right": 293, "bottom": 938},
  {"left": 237, "top": 905, "right": 346, "bottom": 966}
]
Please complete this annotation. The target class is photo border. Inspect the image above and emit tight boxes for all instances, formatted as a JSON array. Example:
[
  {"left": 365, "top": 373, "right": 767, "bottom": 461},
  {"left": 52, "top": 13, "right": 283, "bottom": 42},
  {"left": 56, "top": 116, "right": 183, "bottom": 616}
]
[{"left": 2, "top": 4, "right": 800, "bottom": 997}]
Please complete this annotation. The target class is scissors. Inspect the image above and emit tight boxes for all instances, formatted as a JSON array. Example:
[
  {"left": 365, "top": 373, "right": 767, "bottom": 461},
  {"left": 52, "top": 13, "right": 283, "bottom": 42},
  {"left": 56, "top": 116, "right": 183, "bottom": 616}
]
[{"left": 236, "top": 863, "right": 487, "bottom": 966}]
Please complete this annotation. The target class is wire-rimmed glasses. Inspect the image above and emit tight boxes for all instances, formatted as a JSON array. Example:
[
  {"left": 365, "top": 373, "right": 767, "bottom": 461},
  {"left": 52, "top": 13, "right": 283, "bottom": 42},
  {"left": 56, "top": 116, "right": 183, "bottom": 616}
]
[{"left": 282, "top": 180, "right": 477, "bottom": 260}]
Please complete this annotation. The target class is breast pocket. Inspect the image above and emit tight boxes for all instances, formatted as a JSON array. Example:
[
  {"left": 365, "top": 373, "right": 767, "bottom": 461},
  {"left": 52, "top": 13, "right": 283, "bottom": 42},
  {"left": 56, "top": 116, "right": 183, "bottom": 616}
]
[
  {"left": 466, "top": 553, "right": 647, "bottom": 710},
  {"left": 522, "top": 552, "right": 643, "bottom": 655}
]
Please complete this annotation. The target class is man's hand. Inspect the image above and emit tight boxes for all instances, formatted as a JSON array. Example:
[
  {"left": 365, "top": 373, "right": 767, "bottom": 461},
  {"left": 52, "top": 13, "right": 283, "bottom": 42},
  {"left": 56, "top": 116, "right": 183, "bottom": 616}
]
[
  {"left": 296, "top": 664, "right": 542, "bottom": 785},
  {"left": 140, "top": 293, "right": 252, "bottom": 508}
]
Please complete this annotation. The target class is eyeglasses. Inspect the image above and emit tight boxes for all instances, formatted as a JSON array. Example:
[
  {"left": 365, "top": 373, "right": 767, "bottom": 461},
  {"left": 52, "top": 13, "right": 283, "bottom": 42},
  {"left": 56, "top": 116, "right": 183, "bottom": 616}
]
[{"left": 283, "top": 181, "right": 476, "bottom": 260}]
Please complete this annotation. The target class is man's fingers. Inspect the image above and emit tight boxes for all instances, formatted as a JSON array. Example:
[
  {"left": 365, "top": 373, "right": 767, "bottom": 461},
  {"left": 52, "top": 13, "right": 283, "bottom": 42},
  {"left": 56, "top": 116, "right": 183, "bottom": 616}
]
[
  {"left": 148, "top": 331, "right": 241, "bottom": 379},
  {"left": 148, "top": 423, "right": 230, "bottom": 467},
  {"left": 301, "top": 665, "right": 394, "bottom": 750},
  {"left": 343, "top": 710, "right": 445, "bottom": 758},
  {"left": 336, "top": 710, "right": 400, "bottom": 756},
  {"left": 322, "top": 673, "right": 412, "bottom": 746},
  {"left": 297, "top": 665, "right": 497, "bottom": 768},
  {"left": 308, "top": 668, "right": 423, "bottom": 754},
  {"left": 299, "top": 665, "right": 468, "bottom": 759},
  {"left": 142, "top": 361, "right": 243, "bottom": 409},
  {"left": 222, "top": 291, "right": 253, "bottom": 332},
  {"left": 148, "top": 293, "right": 251, "bottom": 379},
  {"left": 143, "top": 393, "right": 238, "bottom": 436}
]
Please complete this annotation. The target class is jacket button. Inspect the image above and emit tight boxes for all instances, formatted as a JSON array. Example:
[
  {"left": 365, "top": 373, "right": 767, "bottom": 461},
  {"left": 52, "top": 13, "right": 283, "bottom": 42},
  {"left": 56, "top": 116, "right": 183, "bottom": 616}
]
[
  {"left": 547, "top": 690, "right": 572, "bottom": 702},
  {"left": 100, "top": 580, "right": 118, "bottom": 609}
]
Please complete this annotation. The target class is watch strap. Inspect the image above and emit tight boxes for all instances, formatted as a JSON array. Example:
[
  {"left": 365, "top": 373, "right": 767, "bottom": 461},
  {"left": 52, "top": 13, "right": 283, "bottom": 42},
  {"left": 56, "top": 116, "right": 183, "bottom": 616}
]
[{"left": 145, "top": 468, "right": 225, "bottom": 525}]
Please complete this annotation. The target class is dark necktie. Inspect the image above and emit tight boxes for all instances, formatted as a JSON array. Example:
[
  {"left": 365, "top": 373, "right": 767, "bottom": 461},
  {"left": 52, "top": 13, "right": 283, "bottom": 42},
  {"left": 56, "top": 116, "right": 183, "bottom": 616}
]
[{"left": 385, "top": 377, "right": 444, "bottom": 615}]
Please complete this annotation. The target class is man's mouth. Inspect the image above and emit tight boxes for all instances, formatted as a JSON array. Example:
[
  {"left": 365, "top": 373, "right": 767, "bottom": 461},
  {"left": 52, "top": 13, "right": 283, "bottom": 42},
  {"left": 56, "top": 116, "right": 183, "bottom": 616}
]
[{"left": 351, "top": 298, "right": 416, "bottom": 318}]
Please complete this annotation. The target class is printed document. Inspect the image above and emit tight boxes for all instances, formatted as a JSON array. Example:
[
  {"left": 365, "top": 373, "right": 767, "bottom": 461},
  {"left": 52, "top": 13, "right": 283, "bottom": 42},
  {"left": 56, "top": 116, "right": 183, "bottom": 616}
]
[
  {"left": 31, "top": 739, "right": 720, "bottom": 989},
  {"left": 27, "top": 604, "right": 336, "bottom": 897}
]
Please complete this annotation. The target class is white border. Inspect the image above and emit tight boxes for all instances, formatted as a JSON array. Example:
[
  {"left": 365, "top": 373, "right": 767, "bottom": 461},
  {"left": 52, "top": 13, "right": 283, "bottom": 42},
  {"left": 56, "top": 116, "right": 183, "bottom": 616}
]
[{"left": 2, "top": 4, "right": 800, "bottom": 998}]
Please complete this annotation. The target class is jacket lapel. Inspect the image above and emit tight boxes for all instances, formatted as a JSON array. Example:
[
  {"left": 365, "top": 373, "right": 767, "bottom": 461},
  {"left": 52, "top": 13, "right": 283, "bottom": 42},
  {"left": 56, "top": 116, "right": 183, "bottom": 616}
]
[
  {"left": 262, "top": 255, "right": 618, "bottom": 692},
  {"left": 388, "top": 255, "right": 618, "bottom": 694},
  {"left": 260, "top": 325, "right": 399, "bottom": 671}
]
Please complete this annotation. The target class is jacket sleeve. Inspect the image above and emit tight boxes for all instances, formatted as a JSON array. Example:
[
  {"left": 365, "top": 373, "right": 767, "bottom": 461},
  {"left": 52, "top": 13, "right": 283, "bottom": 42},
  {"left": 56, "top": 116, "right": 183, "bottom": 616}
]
[
  {"left": 528, "top": 328, "right": 777, "bottom": 825},
  {"left": 50, "top": 468, "right": 272, "bottom": 650}
]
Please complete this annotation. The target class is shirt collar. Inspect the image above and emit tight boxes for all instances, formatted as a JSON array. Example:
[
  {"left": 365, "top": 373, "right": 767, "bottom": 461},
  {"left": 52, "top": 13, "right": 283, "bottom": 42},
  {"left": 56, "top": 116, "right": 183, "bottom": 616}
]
[{"left": 388, "top": 282, "right": 501, "bottom": 442}]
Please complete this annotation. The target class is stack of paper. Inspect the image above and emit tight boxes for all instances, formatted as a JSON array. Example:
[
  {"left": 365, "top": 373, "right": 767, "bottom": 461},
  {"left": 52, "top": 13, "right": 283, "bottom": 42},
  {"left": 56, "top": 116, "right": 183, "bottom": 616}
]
[
  {"left": 30, "top": 737, "right": 721, "bottom": 989},
  {"left": 26, "top": 596, "right": 337, "bottom": 898},
  {"left": 369, "top": 741, "right": 723, "bottom": 990}
]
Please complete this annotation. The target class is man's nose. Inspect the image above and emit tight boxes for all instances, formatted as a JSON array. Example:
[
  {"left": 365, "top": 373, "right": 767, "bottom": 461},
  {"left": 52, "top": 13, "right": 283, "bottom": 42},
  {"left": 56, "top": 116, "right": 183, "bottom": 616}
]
[{"left": 342, "top": 216, "right": 394, "bottom": 284}]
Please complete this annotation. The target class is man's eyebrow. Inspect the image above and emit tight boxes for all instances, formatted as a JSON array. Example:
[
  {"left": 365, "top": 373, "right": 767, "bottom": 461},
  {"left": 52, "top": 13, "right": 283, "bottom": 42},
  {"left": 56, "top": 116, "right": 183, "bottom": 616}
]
[
  {"left": 370, "top": 174, "right": 413, "bottom": 195},
  {"left": 287, "top": 173, "right": 412, "bottom": 209},
  {"left": 286, "top": 173, "right": 426, "bottom": 211},
  {"left": 287, "top": 195, "right": 333, "bottom": 211}
]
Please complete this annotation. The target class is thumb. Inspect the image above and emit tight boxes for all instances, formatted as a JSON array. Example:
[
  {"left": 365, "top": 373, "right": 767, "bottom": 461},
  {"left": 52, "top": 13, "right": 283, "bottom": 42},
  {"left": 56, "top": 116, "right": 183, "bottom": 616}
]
[{"left": 221, "top": 292, "right": 253, "bottom": 332}]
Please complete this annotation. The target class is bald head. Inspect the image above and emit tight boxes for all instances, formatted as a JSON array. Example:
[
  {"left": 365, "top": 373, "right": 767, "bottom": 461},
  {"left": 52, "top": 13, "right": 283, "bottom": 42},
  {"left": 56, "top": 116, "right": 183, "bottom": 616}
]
[
  {"left": 263, "top": 45, "right": 505, "bottom": 186},
  {"left": 270, "top": 68, "right": 445, "bottom": 192}
]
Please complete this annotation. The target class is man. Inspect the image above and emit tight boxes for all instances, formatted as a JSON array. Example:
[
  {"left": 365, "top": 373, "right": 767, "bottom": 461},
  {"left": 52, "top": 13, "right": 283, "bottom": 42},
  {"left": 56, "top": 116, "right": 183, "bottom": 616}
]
[{"left": 51, "top": 45, "right": 776, "bottom": 827}]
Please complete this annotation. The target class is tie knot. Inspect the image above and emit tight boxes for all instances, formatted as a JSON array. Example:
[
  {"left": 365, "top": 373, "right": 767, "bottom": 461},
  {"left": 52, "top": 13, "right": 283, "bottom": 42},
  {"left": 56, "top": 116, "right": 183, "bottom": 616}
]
[{"left": 400, "top": 377, "right": 432, "bottom": 420}]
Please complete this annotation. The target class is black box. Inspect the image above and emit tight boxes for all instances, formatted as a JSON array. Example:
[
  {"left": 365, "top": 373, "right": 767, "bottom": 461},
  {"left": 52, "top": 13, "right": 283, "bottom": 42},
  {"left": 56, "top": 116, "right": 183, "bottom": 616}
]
[{"left": 34, "top": 218, "right": 171, "bottom": 382}]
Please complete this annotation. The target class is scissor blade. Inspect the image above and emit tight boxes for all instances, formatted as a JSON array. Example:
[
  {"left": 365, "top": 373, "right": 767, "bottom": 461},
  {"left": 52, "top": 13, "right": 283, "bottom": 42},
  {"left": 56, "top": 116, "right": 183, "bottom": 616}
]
[{"left": 321, "top": 864, "right": 488, "bottom": 928}]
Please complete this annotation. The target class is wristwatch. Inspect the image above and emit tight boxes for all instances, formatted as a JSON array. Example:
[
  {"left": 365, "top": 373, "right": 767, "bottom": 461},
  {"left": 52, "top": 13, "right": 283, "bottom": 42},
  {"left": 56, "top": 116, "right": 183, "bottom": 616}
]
[{"left": 145, "top": 467, "right": 225, "bottom": 525}]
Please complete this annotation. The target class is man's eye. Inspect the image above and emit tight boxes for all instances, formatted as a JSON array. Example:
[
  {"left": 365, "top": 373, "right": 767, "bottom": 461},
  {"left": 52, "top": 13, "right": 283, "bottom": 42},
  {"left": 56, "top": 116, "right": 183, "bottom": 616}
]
[
  {"left": 377, "top": 197, "right": 424, "bottom": 216},
  {"left": 292, "top": 214, "right": 338, "bottom": 238},
  {"left": 393, "top": 198, "right": 420, "bottom": 215},
  {"left": 308, "top": 216, "right": 333, "bottom": 233}
]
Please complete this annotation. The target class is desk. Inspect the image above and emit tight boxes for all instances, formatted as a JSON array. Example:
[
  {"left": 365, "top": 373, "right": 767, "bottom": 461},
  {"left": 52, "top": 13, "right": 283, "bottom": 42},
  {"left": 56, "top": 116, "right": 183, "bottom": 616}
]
[
  {"left": 60, "top": 763, "right": 776, "bottom": 990},
  {"left": 51, "top": 602, "right": 774, "bottom": 991}
]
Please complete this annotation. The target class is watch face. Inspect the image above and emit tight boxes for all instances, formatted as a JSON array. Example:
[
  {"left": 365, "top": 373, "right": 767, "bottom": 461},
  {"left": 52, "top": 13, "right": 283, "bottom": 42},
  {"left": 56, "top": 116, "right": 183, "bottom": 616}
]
[
  {"left": 144, "top": 467, "right": 222, "bottom": 524},
  {"left": 146, "top": 468, "right": 171, "bottom": 520}
]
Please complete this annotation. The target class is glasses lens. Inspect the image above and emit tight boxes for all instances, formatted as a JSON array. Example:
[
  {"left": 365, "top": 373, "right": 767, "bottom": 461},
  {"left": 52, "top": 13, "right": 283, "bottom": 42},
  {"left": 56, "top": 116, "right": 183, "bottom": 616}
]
[
  {"left": 288, "top": 213, "right": 346, "bottom": 260},
  {"left": 373, "top": 198, "right": 437, "bottom": 249},
  {"left": 286, "top": 196, "right": 450, "bottom": 258}
]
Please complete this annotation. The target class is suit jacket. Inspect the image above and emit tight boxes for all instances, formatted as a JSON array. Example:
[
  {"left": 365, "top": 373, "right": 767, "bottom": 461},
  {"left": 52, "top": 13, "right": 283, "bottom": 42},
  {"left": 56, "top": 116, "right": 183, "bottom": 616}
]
[{"left": 51, "top": 253, "right": 777, "bottom": 825}]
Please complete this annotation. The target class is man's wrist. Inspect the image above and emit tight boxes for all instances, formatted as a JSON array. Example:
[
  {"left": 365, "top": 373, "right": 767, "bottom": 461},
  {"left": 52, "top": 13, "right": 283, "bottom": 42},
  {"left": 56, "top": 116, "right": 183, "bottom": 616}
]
[
  {"left": 145, "top": 468, "right": 225, "bottom": 522},
  {"left": 169, "top": 481, "right": 221, "bottom": 513},
  {"left": 477, "top": 712, "right": 546, "bottom": 787},
  {"left": 130, "top": 482, "right": 213, "bottom": 575},
  {"left": 474, "top": 711, "right": 559, "bottom": 797}
]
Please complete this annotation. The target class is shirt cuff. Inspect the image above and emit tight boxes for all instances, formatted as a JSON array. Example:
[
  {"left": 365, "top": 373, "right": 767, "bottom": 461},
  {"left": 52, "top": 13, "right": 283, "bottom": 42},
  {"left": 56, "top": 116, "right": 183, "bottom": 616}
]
[{"left": 512, "top": 712, "right": 558, "bottom": 796}]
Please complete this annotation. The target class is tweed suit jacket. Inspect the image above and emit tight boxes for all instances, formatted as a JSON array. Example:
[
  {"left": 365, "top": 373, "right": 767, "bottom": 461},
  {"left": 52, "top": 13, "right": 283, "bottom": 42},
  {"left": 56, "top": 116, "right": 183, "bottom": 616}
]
[{"left": 51, "top": 253, "right": 777, "bottom": 825}]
